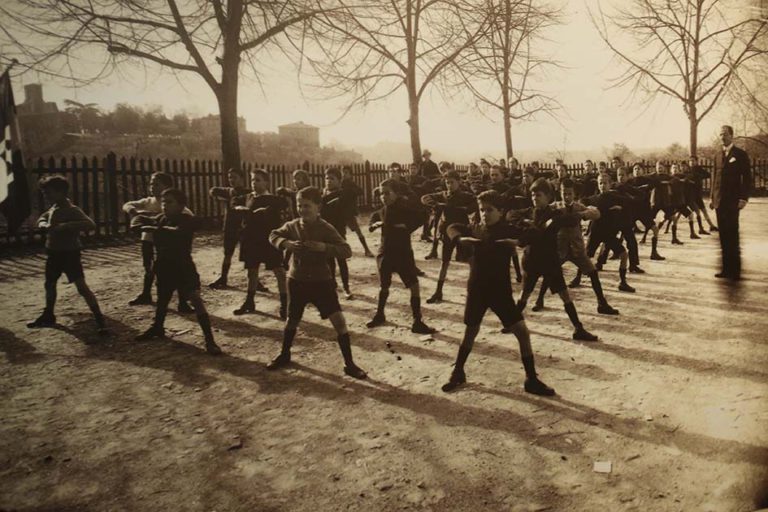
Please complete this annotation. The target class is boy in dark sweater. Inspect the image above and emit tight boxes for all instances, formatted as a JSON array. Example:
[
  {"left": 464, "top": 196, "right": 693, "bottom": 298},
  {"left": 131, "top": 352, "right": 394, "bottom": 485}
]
[
  {"left": 266, "top": 186, "right": 367, "bottom": 379},
  {"left": 123, "top": 172, "right": 193, "bottom": 312},
  {"left": 341, "top": 165, "right": 374, "bottom": 257},
  {"left": 208, "top": 168, "right": 250, "bottom": 289},
  {"left": 233, "top": 169, "right": 289, "bottom": 318},
  {"left": 441, "top": 191, "right": 554, "bottom": 395},
  {"left": 132, "top": 189, "right": 222, "bottom": 355},
  {"left": 27, "top": 176, "right": 106, "bottom": 333},
  {"left": 322, "top": 167, "right": 357, "bottom": 299},
  {"left": 421, "top": 170, "right": 477, "bottom": 304},
  {"left": 366, "top": 179, "right": 436, "bottom": 334},
  {"left": 511, "top": 179, "right": 598, "bottom": 342}
]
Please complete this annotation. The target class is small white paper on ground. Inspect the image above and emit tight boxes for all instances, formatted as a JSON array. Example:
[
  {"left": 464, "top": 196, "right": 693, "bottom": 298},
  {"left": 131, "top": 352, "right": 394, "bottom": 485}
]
[{"left": 593, "top": 461, "right": 612, "bottom": 473}]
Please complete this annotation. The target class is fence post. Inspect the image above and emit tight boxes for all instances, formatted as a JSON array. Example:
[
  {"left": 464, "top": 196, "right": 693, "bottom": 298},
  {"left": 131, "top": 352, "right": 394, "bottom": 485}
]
[
  {"left": 106, "top": 152, "right": 119, "bottom": 237},
  {"left": 364, "top": 160, "right": 373, "bottom": 208}
]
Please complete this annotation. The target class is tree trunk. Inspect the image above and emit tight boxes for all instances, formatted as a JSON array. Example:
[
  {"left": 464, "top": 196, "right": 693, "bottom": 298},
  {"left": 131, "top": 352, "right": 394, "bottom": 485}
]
[
  {"left": 408, "top": 98, "right": 421, "bottom": 164},
  {"left": 502, "top": 87, "right": 513, "bottom": 159},
  {"left": 218, "top": 0, "right": 243, "bottom": 173},
  {"left": 689, "top": 103, "right": 698, "bottom": 158}
]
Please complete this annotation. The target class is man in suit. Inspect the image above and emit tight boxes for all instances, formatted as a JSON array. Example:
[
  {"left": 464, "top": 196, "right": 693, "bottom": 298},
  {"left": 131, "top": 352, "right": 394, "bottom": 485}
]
[
  {"left": 710, "top": 125, "right": 751, "bottom": 280},
  {"left": 420, "top": 149, "right": 441, "bottom": 180}
]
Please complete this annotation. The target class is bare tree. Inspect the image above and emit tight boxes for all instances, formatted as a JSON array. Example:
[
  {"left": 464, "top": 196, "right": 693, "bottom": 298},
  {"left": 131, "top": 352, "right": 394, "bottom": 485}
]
[
  {"left": 302, "top": 0, "right": 491, "bottom": 163},
  {"left": 590, "top": 0, "right": 768, "bottom": 157},
  {"left": 0, "top": 0, "right": 328, "bottom": 171},
  {"left": 452, "top": 0, "right": 561, "bottom": 159}
]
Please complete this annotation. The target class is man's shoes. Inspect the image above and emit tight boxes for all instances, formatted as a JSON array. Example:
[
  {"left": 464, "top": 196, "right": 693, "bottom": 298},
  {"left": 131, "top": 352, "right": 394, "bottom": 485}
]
[
  {"left": 426, "top": 292, "right": 442, "bottom": 304},
  {"left": 425, "top": 252, "right": 438, "bottom": 260},
  {"left": 344, "top": 364, "right": 368, "bottom": 379},
  {"left": 128, "top": 293, "right": 152, "bottom": 306},
  {"left": 597, "top": 302, "right": 620, "bottom": 315},
  {"left": 672, "top": 238, "right": 684, "bottom": 245},
  {"left": 255, "top": 282, "right": 270, "bottom": 293},
  {"left": 135, "top": 325, "right": 165, "bottom": 341},
  {"left": 524, "top": 377, "right": 556, "bottom": 396},
  {"left": 710, "top": 225, "right": 719, "bottom": 232},
  {"left": 573, "top": 327, "right": 598, "bottom": 342},
  {"left": 344, "top": 289, "right": 354, "bottom": 300},
  {"left": 178, "top": 301, "right": 195, "bottom": 314},
  {"left": 715, "top": 272, "right": 740, "bottom": 280},
  {"left": 650, "top": 252, "right": 665, "bottom": 261},
  {"left": 531, "top": 301, "right": 544, "bottom": 312},
  {"left": 266, "top": 353, "right": 291, "bottom": 370},
  {"left": 364, "top": 251, "right": 375, "bottom": 258},
  {"left": 699, "top": 229, "right": 710, "bottom": 236},
  {"left": 441, "top": 369, "right": 466, "bottom": 392},
  {"left": 233, "top": 300, "right": 255, "bottom": 315},
  {"left": 411, "top": 320, "right": 436, "bottom": 335},
  {"left": 366, "top": 314, "right": 386, "bottom": 328},
  {"left": 618, "top": 282, "right": 636, "bottom": 293},
  {"left": 415, "top": 267, "right": 426, "bottom": 277},
  {"left": 690, "top": 233, "right": 700, "bottom": 240},
  {"left": 205, "top": 341, "right": 223, "bottom": 355},
  {"left": 27, "top": 313, "right": 56, "bottom": 329},
  {"left": 208, "top": 277, "right": 228, "bottom": 289},
  {"left": 629, "top": 266, "right": 645, "bottom": 274}
]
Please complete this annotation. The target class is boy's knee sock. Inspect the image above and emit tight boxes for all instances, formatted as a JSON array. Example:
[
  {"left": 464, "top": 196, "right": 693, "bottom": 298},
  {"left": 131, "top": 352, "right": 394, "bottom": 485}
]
[
  {"left": 142, "top": 271, "right": 153, "bottom": 297},
  {"left": 697, "top": 215, "right": 705, "bottom": 231},
  {"left": 564, "top": 301, "right": 583, "bottom": 330},
  {"left": 337, "top": 332, "right": 355, "bottom": 366},
  {"left": 619, "top": 266, "right": 628, "bottom": 284},
  {"left": 339, "top": 259, "right": 350, "bottom": 289},
  {"left": 521, "top": 355, "right": 537, "bottom": 379},
  {"left": 535, "top": 282, "right": 547, "bottom": 305},
  {"left": 651, "top": 236, "right": 659, "bottom": 252},
  {"left": 154, "top": 305, "right": 168, "bottom": 329},
  {"left": 244, "top": 290, "right": 255, "bottom": 304},
  {"left": 281, "top": 328, "right": 297, "bottom": 356},
  {"left": 588, "top": 271, "right": 607, "bottom": 303},
  {"left": 44, "top": 282, "right": 57, "bottom": 315},
  {"left": 512, "top": 252, "right": 522, "bottom": 279},
  {"left": 410, "top": 295, "right": 422, "bottom": 321},
  {"left": 376, "top": 289, "right": 389, "bottom": 316},
  {"left": 221, "top": 258, "right": 231, "bottom": 280},
  {"left": 688, "top": 219, "right": 695, "bottom": 236},
  {"left": 434, "top": 279, "right": 445, "bottom": 295},
  {"left": 356, "top": 230, "right": 371, "bottom": 252},
  {"left": 672, "top": 224, "right": 678, "bottom": 239},
  {"left": 197, "top": 312, "right": 214, "bottom": 343},
  {"left": 454, "top": 337, "right": 475, "bottom": 372}
]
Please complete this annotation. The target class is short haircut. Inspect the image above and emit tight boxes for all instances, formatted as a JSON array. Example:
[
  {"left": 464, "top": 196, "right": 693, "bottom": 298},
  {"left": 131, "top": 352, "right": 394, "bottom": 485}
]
[
  {"left": 380, "top": 178, "right": 407, "bottom": 196},
  {"left": 226, "top": 168, "right": 245, "bottom": 183},
  {"left": 439, "top": 161, "right": 452, "bottom": 170},
  {"left": 524, "top": 166, "right": 536, "bottom": 177},
  {"left": 560, "top": 177, "right": 575, "bottom": 189},
  {"left": 444, "top": 170, "right": 461, "bottom": 181},
  {"left": 491, "top": 165, "right": 502, "bottom": 171},
  {"left": 325, "top": 167, "right": 342, "bottom": 180},
  {"left": 341, "top": 165, "right": 352, "bottom": 173},
  {"left": 250, "top": 168, "right": 269, "bottom": 180},
  {"left": 152, "top": 172, "right": 174, "bottom": 189},
  {"left": 389, "top": 162, "right": 402, "bottom": 170},
  {"left": 531, "top": 177, "right": 553, "bottom": 198},
  {"left": 511, "top": 158, "right": 519, "bottom": 165},
  {"left": 297, "top": 186, "right": 322, "bottom": 205},
  {"left": 722, "top": 125, "right": 734, "bottom": 136},
  {"left": 585, "top": 159, "right": 593, "bottom": 165},
  {"left": 477, "top": 190, "right": 506, "bottom": 210},
  {"left": 161, "top": 187, "right": 187, "bottom": 206},
  {"left": 531, "top": 161, "right": 539, "bottom": 167},
  {"left": 617, "top": 166, "right": 629, "bottom": 174},
  {"left": 599, "top": 172, "right": 613, "bottom": 181},
  {"left": 292, "top": 169, "right": 309, "bottom": 181},
  {"left": 39, "top": 175, "right": 69, "bottom": 194},
  {"left": 480, "top": 159, "right": 490, "bottom": 166}
]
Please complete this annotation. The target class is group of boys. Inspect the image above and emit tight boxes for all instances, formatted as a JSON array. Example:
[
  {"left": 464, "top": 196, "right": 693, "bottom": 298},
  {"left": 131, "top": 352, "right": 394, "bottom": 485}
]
[{"left": 26, "top": 151, "right": 718, "bottom": 397}]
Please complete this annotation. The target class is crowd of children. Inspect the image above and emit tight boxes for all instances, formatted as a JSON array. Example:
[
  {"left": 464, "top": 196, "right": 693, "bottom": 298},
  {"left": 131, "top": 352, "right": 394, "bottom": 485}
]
[{"left": 26, "top": 152, "right": 719, "bottom": 396}]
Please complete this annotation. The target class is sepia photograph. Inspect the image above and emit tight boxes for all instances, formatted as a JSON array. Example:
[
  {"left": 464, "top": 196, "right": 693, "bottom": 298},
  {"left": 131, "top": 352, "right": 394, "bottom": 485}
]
[{"left": 1, "top": 0, "right": 767, "bottom": 510}]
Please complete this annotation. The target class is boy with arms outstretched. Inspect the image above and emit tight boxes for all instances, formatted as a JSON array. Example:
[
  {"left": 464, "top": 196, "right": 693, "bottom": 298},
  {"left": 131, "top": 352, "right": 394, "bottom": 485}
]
[
  {"left": 266, "top": 187, "right": 367, "bottom": 379},
  {"left": 28, "top": 176, "right": 107, "bottom": 333},
  {"left": 208, "top": 168, "right": 249, "bottom": 289},
  {"left": 441, "top": 191, "right": 554, "bottom": 395},
  {"left": 366, "top": 179, "right": 436, "bottom": 335},
  {"left": 133, "top": 189, "right": 222, "bottom": 355},
  {"left": 233, "top": 169, "right": 288, "bottom": 318}
]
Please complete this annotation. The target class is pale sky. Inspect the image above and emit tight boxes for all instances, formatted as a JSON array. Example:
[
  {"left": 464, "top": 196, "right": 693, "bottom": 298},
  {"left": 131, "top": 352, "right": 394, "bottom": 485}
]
[{"left": 12, "top": 1, "right": 736, "bottom": 161}]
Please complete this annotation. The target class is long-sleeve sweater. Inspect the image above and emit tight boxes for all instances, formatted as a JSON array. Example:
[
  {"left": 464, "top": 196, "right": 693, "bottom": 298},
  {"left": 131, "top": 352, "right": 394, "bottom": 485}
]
[
  {"left": 270, "top": 217, "right": 352, "bottom": 282},
  {"left": 38, "top": 200, "right": 96, "bottom": 251}
]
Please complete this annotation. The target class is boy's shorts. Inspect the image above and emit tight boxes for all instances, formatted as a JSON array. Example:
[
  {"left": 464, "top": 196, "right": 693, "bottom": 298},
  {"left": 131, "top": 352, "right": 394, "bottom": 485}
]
[
  {"left": 156, "top": 260, "right": 201, "bottom": 297},
  {"left": 523, "top": 266, "right": 567, "bottom": 295},
  {"left": 377, "top": 254, "right": 418, "bottom": 288},
  {"left": 240, "top": 243, "right": 282, "bottom": 270},
  {"left": 45, "top": 250, "right": 84, "bottom": 284},
  {"left": 464, "top": 287, "right": 523, "bottom": 327},
  {"left": 586, "top": 231, "right": 626, "bottom": 258},
  {"left": 288, "top": 278, "right": 341, "bottom": 320},
  {"left": 565, "top": 246, "right": 596, "bottom": 274}
]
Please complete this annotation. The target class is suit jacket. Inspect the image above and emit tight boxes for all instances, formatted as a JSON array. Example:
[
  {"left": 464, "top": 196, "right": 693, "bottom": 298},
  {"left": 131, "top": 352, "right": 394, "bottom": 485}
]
[{"left": 711, "top": 146, "right": 751, "bottom": 209}]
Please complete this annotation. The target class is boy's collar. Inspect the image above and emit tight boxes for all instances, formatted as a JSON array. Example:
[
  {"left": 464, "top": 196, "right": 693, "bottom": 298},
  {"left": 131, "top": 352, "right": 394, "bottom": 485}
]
[{"left": 53, "top": 198, "right": 71, "bottom": 207}]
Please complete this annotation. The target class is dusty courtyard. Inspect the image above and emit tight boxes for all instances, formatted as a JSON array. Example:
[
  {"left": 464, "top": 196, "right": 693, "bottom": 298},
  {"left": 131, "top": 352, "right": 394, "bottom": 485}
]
[{"left": 1, "top": 201, "right": 767, "bottom": 512}]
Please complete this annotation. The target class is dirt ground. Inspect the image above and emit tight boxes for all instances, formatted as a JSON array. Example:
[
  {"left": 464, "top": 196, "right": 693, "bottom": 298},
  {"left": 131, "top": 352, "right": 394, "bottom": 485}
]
[{"left": 1, "top": 200, "right": 768, "bottom": 512}]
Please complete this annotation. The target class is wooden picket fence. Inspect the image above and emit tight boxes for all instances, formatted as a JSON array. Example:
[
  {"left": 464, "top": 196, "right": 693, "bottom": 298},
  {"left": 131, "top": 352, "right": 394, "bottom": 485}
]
[{"left": 1, "top": 153, "right": 766, "bottom": 247}]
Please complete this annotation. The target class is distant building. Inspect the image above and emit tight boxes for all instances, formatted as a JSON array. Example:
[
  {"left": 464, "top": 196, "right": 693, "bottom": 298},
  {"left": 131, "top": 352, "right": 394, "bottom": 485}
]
[
  {"left": 16, "top": 84, "right": 72, "bottom": 152},
  {"left": 278, "top": 121, "right": 320, "bottom": 148},
  {"left": 191, "top": 114, "right": 246, "bottom": 135}
]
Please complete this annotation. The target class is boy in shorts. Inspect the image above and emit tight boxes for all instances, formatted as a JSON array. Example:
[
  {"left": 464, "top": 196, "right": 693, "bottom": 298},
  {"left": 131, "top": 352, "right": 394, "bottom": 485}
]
[
  {"left": 27, "top": 176, "right": 106, "bottom": 333},
  {"left": 208, "top": 168, "right": 249, "bottom": 289},
  {"left": 266, "top": 187, "right": 367, "bottom": 379},
  {"left": 441, "top": 190, "right": 554, "bottom": 395}
]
